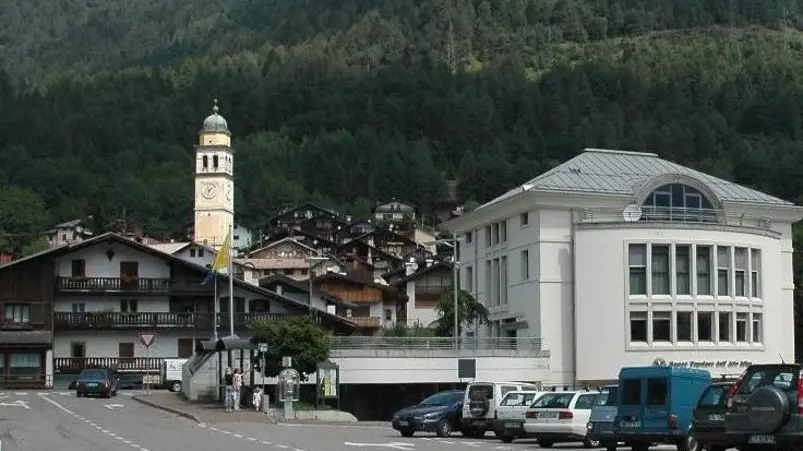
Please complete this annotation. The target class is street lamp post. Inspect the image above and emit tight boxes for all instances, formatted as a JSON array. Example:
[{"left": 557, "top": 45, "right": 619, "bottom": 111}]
[{"left": 425, "top": 236, "right": 461, "bottom": 351}]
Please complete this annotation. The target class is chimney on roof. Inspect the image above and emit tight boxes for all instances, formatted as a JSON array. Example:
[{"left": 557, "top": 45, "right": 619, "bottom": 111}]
[{"left": 405, "top": 257, "right": 418, "bottom": 276}]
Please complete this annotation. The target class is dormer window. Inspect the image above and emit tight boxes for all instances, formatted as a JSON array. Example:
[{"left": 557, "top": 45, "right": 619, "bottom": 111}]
[{"left": 641, "top": 183, "right": 716, "bottom": 222}]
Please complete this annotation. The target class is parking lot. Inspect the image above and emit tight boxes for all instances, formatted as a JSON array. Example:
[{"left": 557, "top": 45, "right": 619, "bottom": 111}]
[{"left": 0, "top": 390, "right": 690, "bottom": 451}]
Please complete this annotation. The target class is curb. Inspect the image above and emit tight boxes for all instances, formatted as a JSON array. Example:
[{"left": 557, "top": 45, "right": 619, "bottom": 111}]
[{"left": 132, "top": 395, "right": 203, "bottom": 424}]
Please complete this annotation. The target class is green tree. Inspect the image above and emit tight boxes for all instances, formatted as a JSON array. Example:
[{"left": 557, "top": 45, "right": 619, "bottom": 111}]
[
  {"left": 0, "top": 186, "right": 50, "bottom": 256},
  {"left": 435, "top": 286, "right": 489, "bottom": 336},
  {"left": 248, "top": 315, "right": 330, "bottom": 380}
]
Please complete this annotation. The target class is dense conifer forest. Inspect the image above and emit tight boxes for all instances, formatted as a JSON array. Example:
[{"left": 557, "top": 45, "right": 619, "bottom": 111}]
[{"left": 4, "top": 1, "right": 803, "bottom": 345}]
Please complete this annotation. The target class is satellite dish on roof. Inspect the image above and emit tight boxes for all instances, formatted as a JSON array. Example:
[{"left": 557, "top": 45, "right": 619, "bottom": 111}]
[{"left": 623, "top": 204, "right": 643, "bottom": 222}]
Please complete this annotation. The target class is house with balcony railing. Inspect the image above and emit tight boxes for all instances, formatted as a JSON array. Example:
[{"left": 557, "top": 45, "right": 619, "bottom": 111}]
[{"left": 0, "top": 232, "right": 357, "bottom": 388}]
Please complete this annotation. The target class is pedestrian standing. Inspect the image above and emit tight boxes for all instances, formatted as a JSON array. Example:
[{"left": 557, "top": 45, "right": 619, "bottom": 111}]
[
  {"left": 224, "top": 367, "right": 234, "bottom": 412},
  {"left": 232, "top": 367, "right": 243, "bottom": 411}
]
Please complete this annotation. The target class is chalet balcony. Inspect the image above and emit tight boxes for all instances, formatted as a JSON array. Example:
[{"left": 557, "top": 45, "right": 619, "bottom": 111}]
[
  {"left": 56, "top": 277, "right": 172, "bottom": 294},
  {"left": 54, "top": 312, "right": 288, "bottom": 329},
  {"left": 350, "top": 316, "right": 381, "bottom": 328},
  {"left": 53, "top": 357, "right": 163, "bottom": 373}
]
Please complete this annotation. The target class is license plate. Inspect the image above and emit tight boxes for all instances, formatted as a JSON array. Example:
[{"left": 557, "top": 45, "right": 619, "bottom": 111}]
[
  {"left": 538, "top": 412, "right": 558, "bottom": 419},
  {"left": 398, "top": 420, "right": 408, "bottom": 427},
  {"left": 504, "top": 422, "right": 520, "bottom": 428},
  {"left": 748, "top": 435, "right": 775, "bottom": 444},
  {"left": 621, "top": 421, "right": 641, "bottom": 428},
  {"left": 708, "top": 414, "right": 725, "bottom": 421},
  {"left": 87, "top": 383, "right": 98, "bottom": 387}
]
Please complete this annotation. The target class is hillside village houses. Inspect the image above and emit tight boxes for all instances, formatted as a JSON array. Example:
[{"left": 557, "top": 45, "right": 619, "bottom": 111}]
[
  {"left": 0, "top": 101, "right": 453, "bottom": 389},
  {"left": 2, "top": 102, "right": 802, "bottom": 391}
]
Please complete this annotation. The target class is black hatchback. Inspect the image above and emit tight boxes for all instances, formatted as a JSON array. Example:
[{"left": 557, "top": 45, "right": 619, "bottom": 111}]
[
  {"left": 691, "top": 381, "right": 733, "bottom": 451},
  {"left": 75, "top": 368, "right": 119, "bottom": 398}
]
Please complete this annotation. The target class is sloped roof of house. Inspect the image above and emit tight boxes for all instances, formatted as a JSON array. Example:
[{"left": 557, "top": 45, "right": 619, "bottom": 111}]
[
  {"left": 0, "top": 232, "right": 356, "bottom": 328},
  {"left": 478, "top": 148, "right": 793, "bottom": 211},
  {"left": 149, "top": 242, "right": 192, "bottom": 254},
  {"left": 247, "top": 236, "right": 318, "bottom": 258}
]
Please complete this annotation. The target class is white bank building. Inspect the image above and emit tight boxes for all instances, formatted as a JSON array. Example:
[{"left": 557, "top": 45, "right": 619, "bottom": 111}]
[{"left": 443, "top": 148, "right": 803, "bottom": 386}]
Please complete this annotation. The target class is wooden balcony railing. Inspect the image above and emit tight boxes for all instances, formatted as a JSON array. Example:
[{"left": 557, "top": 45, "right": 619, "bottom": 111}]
[
  {"left": 54, "top": 357, "right": 163, "bottom": 373},
  {"left": 54, "top": 311, "right": 288, "bottom": 329},
  {"left": 56, "top": 277, "right": 172, "bottom": 293}
]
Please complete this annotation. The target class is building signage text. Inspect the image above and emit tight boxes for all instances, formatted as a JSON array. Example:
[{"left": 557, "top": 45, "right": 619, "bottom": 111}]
[{"left": 667, "top": 360, "right": 752, "bottom": 369}]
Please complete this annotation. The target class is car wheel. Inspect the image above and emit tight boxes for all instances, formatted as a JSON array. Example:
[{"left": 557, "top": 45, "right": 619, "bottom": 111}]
[
  {"left": 538, "top": 439, "right": 554, "bottom": 448},
  {"left": 171, "top": 381, "right": 182, "bottom": 393},
  {"left": 501, "top": 435, "right": 514, "bottom": 443},
  {"left": 631, "top": 442, "right": 650, "bottom": 451},
  {"left": 604, "top": 441, "right": 617, "bottom": 451},
  {"left": 677, "top": 435, "right": 697, "bottom": 451},
  {"left": 400, "top": 428, "right": 415, "bottom": 437},
  {"left": 76, "top": 391, "right": 83, "bottom": 398},
  {"left": 435, "top": 419, "right": 453, "bottom": 438},
  {"left": 584, "top": 439, "right": 600, "bottom": 448}
]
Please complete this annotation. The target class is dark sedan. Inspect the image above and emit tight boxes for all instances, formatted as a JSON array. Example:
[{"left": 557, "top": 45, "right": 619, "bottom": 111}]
[
  {"left": 392, "top": 390, "right": 464, "bottom": 438},
  {"left": 75, "top": 368, "right": 119, "bottom": 398},
  {"left": 690, "top": 381, "right": 733, "bottom": 451}
]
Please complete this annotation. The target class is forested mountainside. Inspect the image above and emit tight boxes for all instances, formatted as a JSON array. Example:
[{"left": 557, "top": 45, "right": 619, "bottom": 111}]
[{"left": 2, "top": 0, "right": 803, "bottom": 246}]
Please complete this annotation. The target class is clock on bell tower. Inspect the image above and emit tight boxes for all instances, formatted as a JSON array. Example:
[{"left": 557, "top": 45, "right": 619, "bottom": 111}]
[{"left": 193, "top": 99, "right": 234, "bottom": 249}]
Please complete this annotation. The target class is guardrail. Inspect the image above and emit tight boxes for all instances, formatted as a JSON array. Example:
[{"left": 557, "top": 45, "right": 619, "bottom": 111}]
[
  {"left": 328, "top": 336, "right": 545, "bottom": 351},
  {"left": 576, "top": 206, "right": 775, "bottom": 229}
]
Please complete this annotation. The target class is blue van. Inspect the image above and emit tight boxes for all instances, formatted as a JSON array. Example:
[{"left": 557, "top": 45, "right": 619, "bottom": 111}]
[{"left": 615, "top": 366, "right": 711, "bottom": 451}]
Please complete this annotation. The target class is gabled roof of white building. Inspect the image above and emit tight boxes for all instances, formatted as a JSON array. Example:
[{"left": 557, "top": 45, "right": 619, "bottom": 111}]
[{"left": 478, "top": 148, "right": 792, "bottom": 211}]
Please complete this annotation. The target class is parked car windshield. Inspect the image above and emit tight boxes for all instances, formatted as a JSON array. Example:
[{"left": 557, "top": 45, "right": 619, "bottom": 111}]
[
  {"left": 79, "top": 370, "right": 107, "bottom": 380},
  {"left": 501, "top": 392, "right": 538, "bottom": 406},
  {"left": 531, "top": 393, "right": 574, "bottom": 409},
  {"left": 595, "top": 387, "right": 618, "bottom": 406},
  {"left": 698, "top": 384, "right": 730, "bottom": 407},
  {"left": 420, "top": 391, "right": 462, "bottom": 406}
]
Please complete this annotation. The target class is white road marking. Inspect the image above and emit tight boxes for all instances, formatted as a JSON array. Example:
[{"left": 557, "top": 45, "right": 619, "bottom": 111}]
[
  {"left": 234, "top": 433, "right": 244, "bottom": 438},
  {"left": 37, "top": 392, "right": 147, "bottom": 450},
  {"left": 293, "top": 448, "right": 305, "bottom": 451},
  {"left": 0, "top": 400, "right": 29, "bottom": 409},
  {"left": 279, "top": 422, "right": 387, "bottom": 429},
  {"left": 344, "top": 442, "right": 415, "bottom": 450},
  {"left": 209, "top": 427, "right": 219, "bottom": 431},
  {"left": 277, "top": 445, "right": 289, "bottom": 449},
  {"left": 198, "top": 423, "right": 207, "bottom": 428},
  {"left": 246, "top": 437, "right": 257, "bottom": 441},
  {"left": 14, "top": 392, "right": 27, "bottom": 396},
  {"left": 261, "top": 441, "right": 272, "bottom": 445},
  {"left": 104, "top": 403, "right": 125, "bottom": 410},
  {"left": 220, "top": 430, "right": 231, "bottom": 435},
  {"left": 38, "top": 394, "right": 75, "bottom": 415}
]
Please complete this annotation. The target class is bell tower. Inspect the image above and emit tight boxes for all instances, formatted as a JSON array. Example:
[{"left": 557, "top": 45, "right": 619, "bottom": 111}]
[{"left": 193, "top": 99, "right": 234, "bottom": 249}]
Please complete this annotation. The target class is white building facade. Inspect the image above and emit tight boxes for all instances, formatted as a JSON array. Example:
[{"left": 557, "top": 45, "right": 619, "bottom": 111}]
[{"left": 443, "top": 148, "right": 803, "bottom": 386}]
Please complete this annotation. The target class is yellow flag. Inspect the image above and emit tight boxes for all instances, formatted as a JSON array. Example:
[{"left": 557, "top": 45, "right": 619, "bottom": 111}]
[{"left": 211, "top": 230, "right": 232, "bottom": 273}]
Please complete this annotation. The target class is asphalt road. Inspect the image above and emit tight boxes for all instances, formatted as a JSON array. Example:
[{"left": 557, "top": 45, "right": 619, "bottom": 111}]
[{"left": 0, "top": 390, "right": 682, "bottom": 451}]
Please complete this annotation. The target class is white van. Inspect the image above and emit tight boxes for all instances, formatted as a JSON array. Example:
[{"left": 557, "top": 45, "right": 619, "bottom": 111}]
[
  {"left": 461, "top": 381, "right": 541, "bottom": 437},
  {"left": 161, "top": 358, "right": 188, "bottom": 392}
]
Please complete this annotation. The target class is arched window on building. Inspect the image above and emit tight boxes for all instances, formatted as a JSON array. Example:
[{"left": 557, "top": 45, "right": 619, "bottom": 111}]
[
  {"left": 202, "top": 155, "right": 208, "bottom": 169},
  {"left": 213, "top": 155, "right": 219, "bottom": 169},
  {"left": 641, "top": 183, "right": 717, "bottom": 222}
]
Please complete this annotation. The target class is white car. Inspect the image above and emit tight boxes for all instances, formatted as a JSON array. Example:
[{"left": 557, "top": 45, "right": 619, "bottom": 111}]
[
  {"left": 461, "top": 381, "right": 540, "bottom": 438},
  {"left": 524, "top": 390, "right": 601, "bottom": 448},
  {"left": 494, "top": 390, "right": 546, "bottom": 443}
]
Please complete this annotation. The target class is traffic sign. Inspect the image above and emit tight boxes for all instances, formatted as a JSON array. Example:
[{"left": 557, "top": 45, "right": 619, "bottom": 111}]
[
  {"left": 137, "top": 332, "right": 157, "bottom": 348},
  {"left": 258, "top": 343, "right": 268, "bottom": 353}
]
